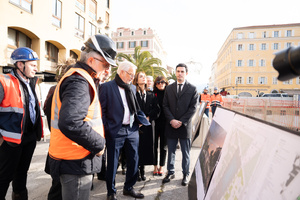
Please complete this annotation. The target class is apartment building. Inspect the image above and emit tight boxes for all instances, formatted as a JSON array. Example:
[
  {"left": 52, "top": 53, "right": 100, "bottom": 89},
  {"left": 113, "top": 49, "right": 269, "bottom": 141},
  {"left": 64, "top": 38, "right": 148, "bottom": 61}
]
[
  {"left": 212, "top": 23, "right": 300, "bottom": 97},
  {"left": 111, "top": 27, "right": 168, "bottom": 68},
  {"left": 0, "top": 0, "right": 112, "bottom": 78}
]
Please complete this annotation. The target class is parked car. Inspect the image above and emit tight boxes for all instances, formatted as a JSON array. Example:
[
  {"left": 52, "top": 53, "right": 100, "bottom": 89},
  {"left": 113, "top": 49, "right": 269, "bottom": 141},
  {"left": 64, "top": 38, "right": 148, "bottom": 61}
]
[{"left": 262, "top": 93, "right": 289, "bottom": 97}]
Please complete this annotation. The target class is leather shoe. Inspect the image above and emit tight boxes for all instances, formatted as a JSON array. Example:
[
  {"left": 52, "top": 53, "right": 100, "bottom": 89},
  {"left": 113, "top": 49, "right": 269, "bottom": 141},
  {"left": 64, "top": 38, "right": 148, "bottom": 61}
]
[
  {"left": 107, "top": 193, "right": 117, "bottom": 200},
  {"left": 162, "top": 173, "right": 175, "bottom": 183},
  {"left": 123, "top": 189, "right": 144, "bottom": 199},
  {"left": 141, "top": 175, "right": 146, "bottom": 181},
  {"left": 181, "top": 175, "right": 189, "bottom": 186}
]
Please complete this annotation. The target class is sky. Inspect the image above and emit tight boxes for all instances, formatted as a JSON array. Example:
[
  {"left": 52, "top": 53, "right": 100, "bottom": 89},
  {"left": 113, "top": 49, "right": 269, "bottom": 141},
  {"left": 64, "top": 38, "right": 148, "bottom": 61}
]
[{"left": 110, "top": 0, "right": 300, "bottom": 87}]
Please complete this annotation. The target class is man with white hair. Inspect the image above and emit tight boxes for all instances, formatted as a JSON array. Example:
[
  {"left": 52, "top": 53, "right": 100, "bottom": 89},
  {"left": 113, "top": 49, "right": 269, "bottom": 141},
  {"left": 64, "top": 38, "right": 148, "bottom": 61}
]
[
  {"left": 99, "top": 61, "right": 147, "bottom": 200},
  {"left": 146, "top": 75, "right": 154, "bottom": 91},
  {"left": 47, "top": 34, "right": 115, "bottom": 200}
]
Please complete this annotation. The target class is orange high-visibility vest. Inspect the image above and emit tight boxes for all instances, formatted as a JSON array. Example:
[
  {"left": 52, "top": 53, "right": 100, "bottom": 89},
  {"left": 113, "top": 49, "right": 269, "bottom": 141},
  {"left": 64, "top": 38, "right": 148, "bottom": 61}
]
[
  {"left": 210, "top": 93, "right": 223, "bottom": 107},
  {"left": 200, "top": 93, "right": 211, "bottom": 108},
  {"left": 0, "top": 74, "right": 24, "bottom": 144},
  {"left": 49, "top": 68, "right": 104, "bottom": 160}
]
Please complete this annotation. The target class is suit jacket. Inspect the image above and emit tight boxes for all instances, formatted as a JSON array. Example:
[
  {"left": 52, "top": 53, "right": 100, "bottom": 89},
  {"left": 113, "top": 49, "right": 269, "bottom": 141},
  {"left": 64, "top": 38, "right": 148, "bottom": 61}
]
[
  {"left": 99, "top": 79, "right": 139, "bottom": 139},
  {"left": 163, "top": 81, "right": 198, "bottom": 139},
  {"left": 136, "top": 91, "right": 160, "bottom": 121}
]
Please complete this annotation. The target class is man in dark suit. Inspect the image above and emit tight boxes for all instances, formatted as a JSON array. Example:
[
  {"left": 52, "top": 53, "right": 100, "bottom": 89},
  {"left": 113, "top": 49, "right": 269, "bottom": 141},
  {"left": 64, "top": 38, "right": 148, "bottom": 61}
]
[
  {"left": 162, "top": 63, "right": 198, "bottom": 186},
  {"left": 99, "top": 61, "right": 145, "bottom": 200}
]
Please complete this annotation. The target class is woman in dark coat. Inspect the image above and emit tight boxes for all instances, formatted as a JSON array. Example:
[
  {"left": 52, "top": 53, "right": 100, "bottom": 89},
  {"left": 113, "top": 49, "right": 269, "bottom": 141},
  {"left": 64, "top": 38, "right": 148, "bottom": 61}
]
[
  {"left": 153, "top": 76, "right": 169, "bottom": 176},
  {"left": 133, "top": 72, "right": 160, "bottom": 181}
]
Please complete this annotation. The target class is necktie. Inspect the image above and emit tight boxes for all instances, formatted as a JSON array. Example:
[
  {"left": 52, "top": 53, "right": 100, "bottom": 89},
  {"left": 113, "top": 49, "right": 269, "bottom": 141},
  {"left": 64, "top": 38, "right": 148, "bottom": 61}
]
[{"left": 178, "top": 84, "right": 182, "bottom": 94}]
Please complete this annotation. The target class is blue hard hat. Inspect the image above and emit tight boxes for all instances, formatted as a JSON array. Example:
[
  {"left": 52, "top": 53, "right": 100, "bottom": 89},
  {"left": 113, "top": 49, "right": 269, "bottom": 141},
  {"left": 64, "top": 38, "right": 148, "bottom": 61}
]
[
  {"left": 11, "top": 47, "right": 39, "bottom": 64},
  {"left": 214, "top": 87, "right": 218, "bottom": 90}
]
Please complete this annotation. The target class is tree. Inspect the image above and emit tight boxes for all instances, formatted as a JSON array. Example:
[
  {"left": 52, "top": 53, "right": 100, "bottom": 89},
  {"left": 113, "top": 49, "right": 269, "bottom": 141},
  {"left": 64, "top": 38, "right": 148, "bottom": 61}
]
[
  {"left": 109, "top": 46, "right": 168, "bottom": 80},
  {"left": 167, "top": 71, "right": 177, "bottom": 82}
]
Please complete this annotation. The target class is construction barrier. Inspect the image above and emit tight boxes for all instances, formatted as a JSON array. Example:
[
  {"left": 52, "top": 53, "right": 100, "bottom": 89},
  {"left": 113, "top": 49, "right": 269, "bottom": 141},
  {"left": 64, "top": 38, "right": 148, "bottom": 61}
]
[{"left": 223, "top": 98, "right": 300, "bottom": 131}]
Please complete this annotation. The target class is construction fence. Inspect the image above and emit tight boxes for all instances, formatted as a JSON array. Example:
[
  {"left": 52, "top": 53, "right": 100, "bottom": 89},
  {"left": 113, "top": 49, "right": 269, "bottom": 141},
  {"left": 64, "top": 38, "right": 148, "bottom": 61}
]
[{"left": 222, "top": 97, "right": 300, "bottom": 131}]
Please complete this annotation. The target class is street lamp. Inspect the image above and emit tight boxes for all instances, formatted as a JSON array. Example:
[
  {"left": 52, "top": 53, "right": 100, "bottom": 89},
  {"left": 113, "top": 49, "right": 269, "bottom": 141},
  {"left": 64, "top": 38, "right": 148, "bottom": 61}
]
[{"left": 236, "top": 80, "right": 238, "bottom": 95}]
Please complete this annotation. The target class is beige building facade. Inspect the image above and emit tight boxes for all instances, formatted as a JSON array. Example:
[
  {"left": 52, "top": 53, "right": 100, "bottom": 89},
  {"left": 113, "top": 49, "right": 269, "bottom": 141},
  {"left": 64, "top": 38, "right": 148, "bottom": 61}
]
[
  {"left": 111, "top": 27, "right": 168, "bottom": 68},
  {"left": 212, "top": 23, "right": 300, "bottom": 97},
  {"left": 0, "top": 0, "right": 112, "bottom": 77}
]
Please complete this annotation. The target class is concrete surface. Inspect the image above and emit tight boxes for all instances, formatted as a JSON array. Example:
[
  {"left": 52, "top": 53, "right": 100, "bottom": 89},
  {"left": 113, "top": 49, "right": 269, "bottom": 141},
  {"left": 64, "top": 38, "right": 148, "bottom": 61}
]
[{"left": 5, "top": 137, "right": 202, "bottom": 200}]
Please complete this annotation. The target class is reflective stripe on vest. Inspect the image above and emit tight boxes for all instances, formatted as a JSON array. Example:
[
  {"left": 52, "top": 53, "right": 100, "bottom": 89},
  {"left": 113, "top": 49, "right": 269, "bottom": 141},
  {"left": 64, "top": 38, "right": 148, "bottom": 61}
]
[
  {"left": 200, "top": 93, "right": 210, "bottom": 108},
  {"left": 211, "top": 94, "right": 222, "bottom": 107},
  {"left": 49, "top": 68, "right": 104, "bottom": 160},
  {"left": 0, "top": 74, "right": 24, "bottom": 144}
]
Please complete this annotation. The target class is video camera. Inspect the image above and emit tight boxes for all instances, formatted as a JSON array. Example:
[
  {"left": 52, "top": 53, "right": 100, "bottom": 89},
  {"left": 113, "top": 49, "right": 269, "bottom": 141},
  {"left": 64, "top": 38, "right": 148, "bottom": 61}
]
[{"left": 272, "top": 45, "right": 300, "bottom": 81}]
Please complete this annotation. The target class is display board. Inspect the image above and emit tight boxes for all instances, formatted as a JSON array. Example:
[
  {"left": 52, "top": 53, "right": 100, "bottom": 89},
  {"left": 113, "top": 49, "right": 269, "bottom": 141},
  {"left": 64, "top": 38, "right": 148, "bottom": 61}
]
[
  {"left": 188, "top": 108, "right": 235, "bottom": 199},
  {"left": 189, "top": 107, "right": 300, "bottom": 200}
]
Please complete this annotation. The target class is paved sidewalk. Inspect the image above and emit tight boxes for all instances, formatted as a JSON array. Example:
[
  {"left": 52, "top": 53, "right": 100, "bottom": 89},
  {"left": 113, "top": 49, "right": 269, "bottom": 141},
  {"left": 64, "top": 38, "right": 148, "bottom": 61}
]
[{"left": 6, "top": 138, "right": 201, "bottom": 200}]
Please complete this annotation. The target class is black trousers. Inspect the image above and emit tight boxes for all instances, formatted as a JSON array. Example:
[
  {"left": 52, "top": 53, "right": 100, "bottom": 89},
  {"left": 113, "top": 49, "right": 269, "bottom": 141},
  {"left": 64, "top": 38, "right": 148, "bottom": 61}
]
[
  {"left": 0, "top": 139, "right": 36, "bottom": 200},
  {"left": 154, "top": 122, "right": 167, "bottom": 166}
]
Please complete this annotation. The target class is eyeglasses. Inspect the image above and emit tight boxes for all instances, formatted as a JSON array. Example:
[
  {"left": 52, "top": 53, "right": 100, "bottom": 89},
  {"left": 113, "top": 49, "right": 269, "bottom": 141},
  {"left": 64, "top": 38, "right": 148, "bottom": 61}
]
[
  {"left": 156, "top": 80, "right": 166, "bottom": 85},
  {"left": 93, "top": 57, "right": 110, "bottom": 68},
  {"left": 124, "top": 70, "right": 135, "bottom": 78}
]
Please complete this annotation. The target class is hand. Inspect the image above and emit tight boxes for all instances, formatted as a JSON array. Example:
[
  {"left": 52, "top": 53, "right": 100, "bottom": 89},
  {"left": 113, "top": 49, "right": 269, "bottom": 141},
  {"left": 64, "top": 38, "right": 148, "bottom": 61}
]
[
  {"left": 96, "top": 145, "right": 106, "bottom": 156},
  {"left": 170, "top": 119, "right": 182, "bottom": 129}
]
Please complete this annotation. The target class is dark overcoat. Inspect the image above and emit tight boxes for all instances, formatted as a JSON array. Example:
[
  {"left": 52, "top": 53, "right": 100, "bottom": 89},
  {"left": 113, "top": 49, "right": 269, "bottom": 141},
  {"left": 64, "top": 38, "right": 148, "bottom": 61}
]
[
  {"left": 136, "top": 91, "right": 160, "bottom": 165},
  {"left": 163, "top": 81, "right": 198, "bottom": 139}
]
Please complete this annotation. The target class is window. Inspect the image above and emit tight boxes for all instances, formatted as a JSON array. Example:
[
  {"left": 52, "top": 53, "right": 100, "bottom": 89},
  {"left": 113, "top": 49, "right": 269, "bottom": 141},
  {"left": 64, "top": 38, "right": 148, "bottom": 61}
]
[
  {"left": 119, "top": 32, "right": 122, "bottom": 36},
  {"left": 283, "top": 80, "right": 293, "bottom": 84},
  {"left": 259, "top": 59, "right": 265, "bottom": 67},
  {"left": 272, "top": 77, "right": 278, "bottom": 85},
  {"left": 237, "top": 33, "right": 243, "bottom": 39},
  {"left": 286, "top": 30, "right": 292, "bottom": 37},
  {"left": 70, "top": 50, "right": 78, "bottom": 60},
  {"left": 249, "top": 32, "right": 254, "bottom": 39},
  {"left": 129, "top": 41, "right": 136, "bottom": 48},
  {"left": 143, "top": 30, "right": 147, "bottom": 35},
  {"left": 45, "top": 42, "right": 58, "bottom": 62},
  {"left": 247, "top": 77, "right": 253, "bottom": 84},
  {"left": 10, "top": 0, "right": 32, "bottom": 13},
  {"left": 237, "top": 44, "right": 243, "bottom": 51},
  {"left": 273, "top": 43, "right": 279, "bottom": 50},
  {"left": 237, "top": 60, "right": 243, "bottom": 67},
  {"left": 286, "top": 42, "right": 292, "bottom": 48},
  {"left": 76, "top": 0, "right": 85, "bottom": 11},
  {"left": 107, "top": 0, "right": 110, "bottom": 8},
  {"left": 105, "top": 12, "right": 109, "bottom": 26},
  {"left": 131, "top": 31, "right": 135, "bottom": 36},
  {"left": 52, "top": 0, "right": 62, "bottom": 28},
  {"left": 89, "top": 0, "right": 97, "bottom": 20},
  {"left": 249, "top": 44, "right": 254, "bottom": 50},
  {"left": 248, "top": 59, "right": 254, "bottom": 67},
  {"left": 8, "top": 28, "right": 32, "bottom": 49},
  {"left": 262, "top": 31, "right": 267, "bottom": 38},
  {"left": 236, "top": 77, "right": 243, "bottom": 84},
  {"left": 117, "top": 42, "right": 124, "bottom": 49},
  {"left": 261, "top": 43, "right": 266, "bottom": 50},
  {"left": 296, "top": 77, "right": 300, "bottom": 84},
  {"left": 75, "top": 13, "right": 85, "bottom": 39},
  {"left": 258, "top": 77, "right": 267, "bottom": 84},
  {"left": 88, "top": 22, "right": 96, "bottom": 37},
  {"left": 273, "top": 31, "right": 279, "bottom": 37},
  {"left": 141, "top": 41, "right": 148, "bottom": 47}
]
